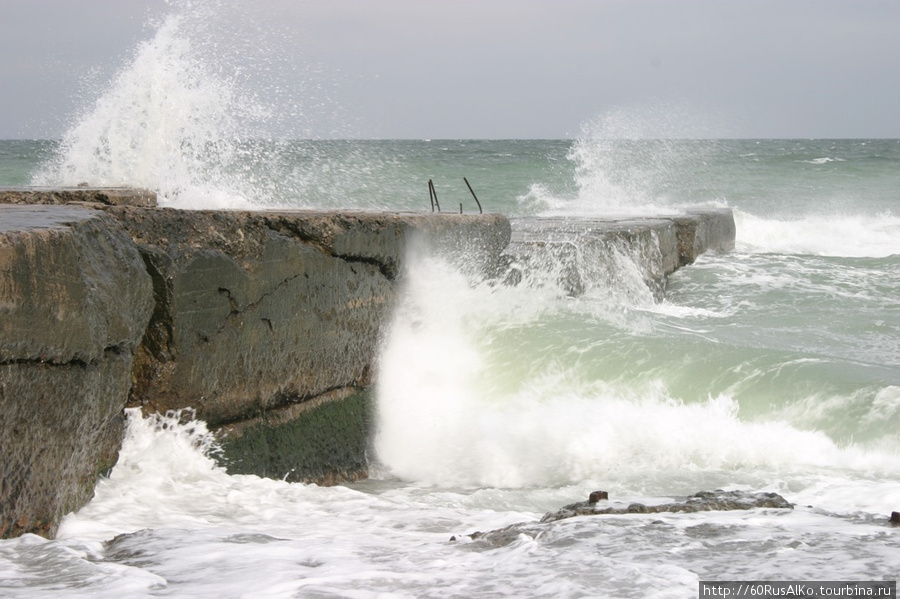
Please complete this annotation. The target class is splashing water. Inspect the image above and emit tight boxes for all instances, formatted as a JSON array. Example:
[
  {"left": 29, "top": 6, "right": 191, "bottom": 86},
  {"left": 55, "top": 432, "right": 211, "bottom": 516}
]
[
  {"left": 34, "top": 6, "right": 264, "bottom": 207},
  {"left": 372, "top": 247, "right": 900, "bottom": 490},
  {"left": 28, "top": 1, "right": 349, "bottom": 209},
  {"left": 550, "top": 105, "right": 727, "bottom": 216},
  {"left": 735, "top": 208, "right": 900, "bottom": 257}
]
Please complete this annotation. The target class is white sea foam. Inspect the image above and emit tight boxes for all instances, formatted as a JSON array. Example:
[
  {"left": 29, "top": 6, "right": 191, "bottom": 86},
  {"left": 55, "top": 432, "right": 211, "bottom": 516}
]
[
  {"left": 1, "top": 390, "right": 896, "bottom": 598},
  {"left": 735, "top": 208, "right": 900, "bottom": 257},
  {"left": 373, "top": 255, "right": 900, "bottom": 489},
  {"left": 16, "top": 406, "right": 888, "bottom": 598},
  {"left": 801, "top": 157, "right": 846, "bottom": 164}
]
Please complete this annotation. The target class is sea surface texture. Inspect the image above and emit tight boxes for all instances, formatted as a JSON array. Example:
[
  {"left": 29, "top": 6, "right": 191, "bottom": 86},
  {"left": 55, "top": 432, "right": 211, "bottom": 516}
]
[{"left": 1, "top": 4, "right": 899, "bottom": 597}]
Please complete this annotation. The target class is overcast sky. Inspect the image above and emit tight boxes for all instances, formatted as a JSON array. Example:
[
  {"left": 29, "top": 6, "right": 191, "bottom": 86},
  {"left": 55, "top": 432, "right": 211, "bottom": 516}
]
[{"left": 2, "top": 0, "right": 898, "bottom": 139}]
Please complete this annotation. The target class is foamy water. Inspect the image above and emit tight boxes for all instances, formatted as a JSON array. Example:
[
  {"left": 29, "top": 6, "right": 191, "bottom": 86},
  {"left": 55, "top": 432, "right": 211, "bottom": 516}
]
[
  {"left": 2, "top": 0, "right": 899, "bottom": 596},
  {"left": 0, "top": 405, "right": 896, "bottom": 598}
]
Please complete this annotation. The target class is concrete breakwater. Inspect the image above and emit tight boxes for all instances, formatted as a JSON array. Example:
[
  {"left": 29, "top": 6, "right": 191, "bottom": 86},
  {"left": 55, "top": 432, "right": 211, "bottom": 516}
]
[
  {"left": 0, "top": 188, "right": 734, "bottom": 539},
  {"left": 503, "top": 209, "right": 735, "bottom": 297}
]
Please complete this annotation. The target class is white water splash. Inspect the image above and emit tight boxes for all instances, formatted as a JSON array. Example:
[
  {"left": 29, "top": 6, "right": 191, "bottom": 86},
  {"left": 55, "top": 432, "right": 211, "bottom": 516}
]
[
  {"left": 33, "top": 8, "right": 270, "bottom": 208},
  {"left": 552, "top": 105, "right": 725, "bottom": 216},
  {"left": 373, "top": 254, "right": 898, "bottom": 488},
  {"left": 29, "top": 1, "right": 341, "bottom": 209},
  {"left": 735, "top": 209, "right": 900, "bottom": 257}
]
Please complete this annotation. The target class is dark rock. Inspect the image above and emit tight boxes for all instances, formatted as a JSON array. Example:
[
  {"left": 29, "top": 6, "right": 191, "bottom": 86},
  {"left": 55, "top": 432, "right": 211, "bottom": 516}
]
[
  {"left": 467, "top": 523, "right": 546, "bottom": 548},
  {"left": 215, "top": 388, "right": 372, "bottom": 485},
  {"left": 589, "top": 491, "right": 608, "bottom": 503},
  {"left": 465, "top": 490, "right": 792, "bottom": 549},
  {"left": 891, "top": 511, "right": 899, "bottom": 525},
  {"left": 540, "top": 489, "right": 792, "bottom": 523}
]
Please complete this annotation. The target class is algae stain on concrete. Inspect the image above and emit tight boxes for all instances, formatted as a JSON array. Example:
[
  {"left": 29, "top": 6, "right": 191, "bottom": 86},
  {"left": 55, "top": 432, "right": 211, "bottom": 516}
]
[{"left": 215, "top": 389, "right": 372, "bottom": 485}]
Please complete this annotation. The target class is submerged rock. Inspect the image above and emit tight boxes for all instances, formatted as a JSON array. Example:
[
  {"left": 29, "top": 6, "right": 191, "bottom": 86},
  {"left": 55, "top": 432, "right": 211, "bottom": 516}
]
[
  {"left": 540, "top": 490, "right": 793, "bottom": 523},
  {"left": 465, "top": 490, "right": 793, "bottom": 549}
]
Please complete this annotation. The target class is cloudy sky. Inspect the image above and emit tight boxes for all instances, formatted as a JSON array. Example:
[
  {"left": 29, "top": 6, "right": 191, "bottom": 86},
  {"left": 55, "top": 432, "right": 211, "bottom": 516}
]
[{"left": 2, "top": 0, "right": 898, "bottom": 139}]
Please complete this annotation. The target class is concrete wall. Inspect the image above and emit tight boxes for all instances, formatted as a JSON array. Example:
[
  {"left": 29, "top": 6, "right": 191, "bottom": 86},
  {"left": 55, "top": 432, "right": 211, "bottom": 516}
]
[
  {"left": 0, "top": 190, "right": 511, "bottom": 538},
  {"left": 0, "top": 206, "right": 154, "bottom": 538},
  {"left": 0, "top": 188, "right": 735, "bottom": 539},
  {"left": 503, "top": 208, "right": 735, "bottom": 298}
]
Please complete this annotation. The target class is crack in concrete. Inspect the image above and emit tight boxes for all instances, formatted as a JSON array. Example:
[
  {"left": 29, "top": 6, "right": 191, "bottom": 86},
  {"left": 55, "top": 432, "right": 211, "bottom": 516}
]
[{"left": 0, "top": 344, "right": 130, "bottom": 369}]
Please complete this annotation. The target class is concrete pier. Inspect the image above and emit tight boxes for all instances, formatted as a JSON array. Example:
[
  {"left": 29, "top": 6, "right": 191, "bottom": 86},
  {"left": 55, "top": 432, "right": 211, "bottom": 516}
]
[
  {"left": 504, "top": 208, "right": 735, "bottom": 297},
  {"left": 0, "top": 188, "right": 735, "bottom": 539}
]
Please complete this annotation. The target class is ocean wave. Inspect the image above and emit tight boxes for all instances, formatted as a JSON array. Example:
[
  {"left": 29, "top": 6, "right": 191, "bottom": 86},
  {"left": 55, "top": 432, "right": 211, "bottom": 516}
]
[
  {"left": 734, "top": 209, "right": 900, "bottom": 257},
  {"left": 799, "top": 157, "right": 846, "bottom": 164}
]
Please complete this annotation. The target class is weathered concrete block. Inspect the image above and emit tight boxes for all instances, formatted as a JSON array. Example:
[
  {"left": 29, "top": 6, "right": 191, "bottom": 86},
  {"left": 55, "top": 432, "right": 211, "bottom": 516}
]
[
  {"left": 503, "top": 209, "right": 735, "bottom": 297},
  {"left": 0, "top": 205, "right": 153, "bottom": 539},
  {"left": 673, "top": 207, "right": 736, "bottom": 265},
  {"left": 111, "top": 208, "right": 510, "bottom": 430},
  {"left": 0, "top": 186, "right": 156, "bottom": 208},
  {"left": 262, "top": 211, "right": 511, "bottom": 279},
  {"left": 0, "top": 354, "right": 131, "bottom": 538},
  {"left": 0, "top": 206, "right": 155, "bottom": 363}
]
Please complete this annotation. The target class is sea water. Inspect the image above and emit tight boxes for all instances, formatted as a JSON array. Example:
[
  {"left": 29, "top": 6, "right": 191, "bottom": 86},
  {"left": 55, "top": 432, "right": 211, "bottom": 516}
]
[{"left": 2, "top": 4, "right": 900, "bottom": 598}]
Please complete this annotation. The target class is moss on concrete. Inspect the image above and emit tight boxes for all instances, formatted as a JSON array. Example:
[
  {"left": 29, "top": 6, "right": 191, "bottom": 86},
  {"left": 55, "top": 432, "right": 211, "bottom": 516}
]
[{"left": 216, "top": 390, "right": 372, "bottom": 485}]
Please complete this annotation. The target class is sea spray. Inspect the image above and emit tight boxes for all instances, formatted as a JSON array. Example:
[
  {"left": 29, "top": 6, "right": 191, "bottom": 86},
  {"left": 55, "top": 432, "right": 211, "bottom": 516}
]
[
  {"left": 372, "top": 246, "right": 899, "bottom": 489},
  {"left": 29, "top": 1, "right": 353, "bottom": 209},
  {"left": 32, "top": 6, "right": 267, "bottom": 207},
  {"left": 558, "top": 105, "right": 727, "bottom": 216}
]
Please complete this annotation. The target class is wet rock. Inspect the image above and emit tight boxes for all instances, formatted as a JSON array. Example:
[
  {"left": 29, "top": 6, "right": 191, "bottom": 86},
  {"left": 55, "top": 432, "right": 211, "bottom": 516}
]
[
  {"left": 589, "top": 490, "right": 609, "bottom": 503},
  {"left": 464, "top": 490, "right": 792, "bottom": 549},
  {"left": 540, "top": 490, "right": 792, "bottom": 523},
  {"left": 467, "top": 522, "right": 547, "bottom": 548},
  {"left": 215, "top": 388, "right": 373, "bottom": 485}
]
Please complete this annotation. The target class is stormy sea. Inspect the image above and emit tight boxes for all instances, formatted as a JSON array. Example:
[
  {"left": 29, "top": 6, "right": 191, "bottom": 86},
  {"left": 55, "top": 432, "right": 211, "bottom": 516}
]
[{"left": 1, "top": 3, "right": 898, "bottom": 597}]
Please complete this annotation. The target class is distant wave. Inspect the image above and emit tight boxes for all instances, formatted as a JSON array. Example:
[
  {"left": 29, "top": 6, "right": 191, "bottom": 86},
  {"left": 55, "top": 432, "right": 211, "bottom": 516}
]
[
  {"left": 735, "top": 209, "right": 900, "bottom": 258},
  {"left": 799, "top": 157, "right": 846, "bottom": 164}
]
